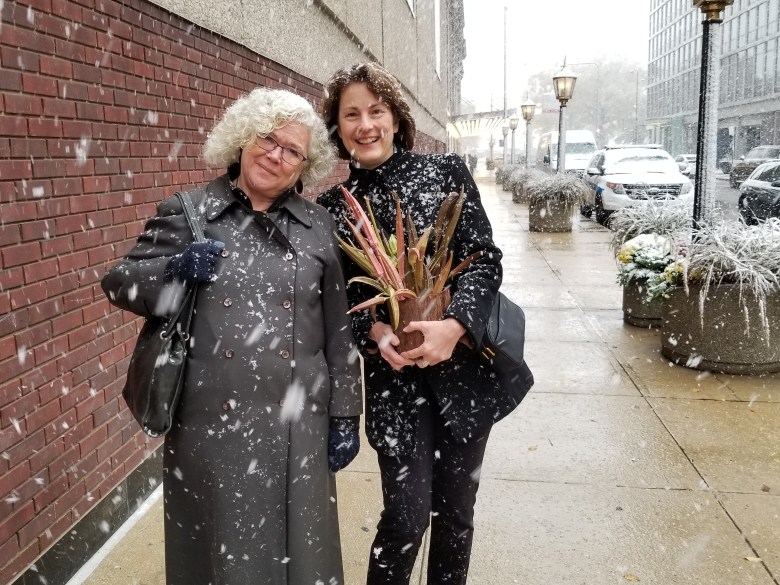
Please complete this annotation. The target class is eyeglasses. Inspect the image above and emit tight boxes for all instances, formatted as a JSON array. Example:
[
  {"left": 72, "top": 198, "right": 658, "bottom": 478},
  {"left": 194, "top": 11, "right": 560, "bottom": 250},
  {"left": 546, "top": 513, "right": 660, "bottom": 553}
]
[{"left": 253, "top": 135, "right": 308, "bottom": 166}]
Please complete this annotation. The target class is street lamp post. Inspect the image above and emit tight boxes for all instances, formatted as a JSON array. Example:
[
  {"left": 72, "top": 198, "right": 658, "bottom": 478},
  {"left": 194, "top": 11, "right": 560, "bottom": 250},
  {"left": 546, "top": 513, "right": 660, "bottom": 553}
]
[
  {"left": 553, "top": 63, "right": 578, "bottom": 174},
  {"left": 509, "top": 117, "right": 518, "bottom": 165},
  {"left": 521, "top": 98, "right": 536, "bottom": 169},
  {"left": 502, "top": 126, "right": 509, "bottom": 167},
  {"left": 692, "top": 0, "right": 733, "bottom": 226}
]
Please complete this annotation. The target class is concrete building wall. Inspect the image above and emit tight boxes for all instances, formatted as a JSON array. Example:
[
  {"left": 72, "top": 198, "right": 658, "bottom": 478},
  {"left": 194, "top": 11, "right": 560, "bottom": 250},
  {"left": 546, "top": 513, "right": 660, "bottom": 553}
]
[
  {"left": 148, "top": 0, "right": 453, "bottom": 142},
  {"left": 0, "top": 1, "right": 462, "bottom": 584}
]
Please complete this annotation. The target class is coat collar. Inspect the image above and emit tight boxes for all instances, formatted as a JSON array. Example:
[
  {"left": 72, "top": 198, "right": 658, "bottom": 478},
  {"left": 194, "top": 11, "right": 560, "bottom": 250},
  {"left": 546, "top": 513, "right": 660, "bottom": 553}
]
[
  {"left": 347, "top": 148, "right": 409, "bottom": 182},
  {"left": 202, "top": 172, "right": 312, "bottom": 227}
]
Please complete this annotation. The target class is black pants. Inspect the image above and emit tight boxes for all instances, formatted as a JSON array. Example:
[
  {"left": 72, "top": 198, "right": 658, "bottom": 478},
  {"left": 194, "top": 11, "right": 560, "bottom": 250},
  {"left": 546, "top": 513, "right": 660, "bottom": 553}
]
[{"left": 366, "top": 395, "right": 491, "bottom": 585}]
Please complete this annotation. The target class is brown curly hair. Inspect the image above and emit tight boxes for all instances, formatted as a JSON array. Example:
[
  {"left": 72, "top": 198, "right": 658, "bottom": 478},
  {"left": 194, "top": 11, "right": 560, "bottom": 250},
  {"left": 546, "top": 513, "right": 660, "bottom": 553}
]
[{"left": 322, "top": 62, "right": 416, "bottom": 160}]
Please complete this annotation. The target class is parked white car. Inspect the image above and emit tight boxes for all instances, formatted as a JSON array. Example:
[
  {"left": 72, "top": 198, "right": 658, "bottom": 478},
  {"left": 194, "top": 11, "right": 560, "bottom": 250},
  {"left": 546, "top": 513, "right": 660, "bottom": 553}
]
[
  {"left": 674, "top": 153, "right": 697, "bottom": 178},
  {"left": 582, "top": 145, "right": 694, "bottom": 225}
]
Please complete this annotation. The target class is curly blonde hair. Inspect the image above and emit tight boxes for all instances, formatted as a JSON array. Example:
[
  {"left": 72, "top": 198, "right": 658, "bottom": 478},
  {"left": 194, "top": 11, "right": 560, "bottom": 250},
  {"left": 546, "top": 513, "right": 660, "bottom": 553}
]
[
  {"left": 322, "top": 62, "right": 416, "bottom": 160},
  {"left": 202, "top": 88, "right": 335, "bottom": 188}
]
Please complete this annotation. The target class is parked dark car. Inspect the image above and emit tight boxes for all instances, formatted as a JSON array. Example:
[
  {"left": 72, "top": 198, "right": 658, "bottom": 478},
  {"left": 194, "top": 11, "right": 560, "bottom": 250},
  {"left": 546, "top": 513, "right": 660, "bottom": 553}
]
[
  {"left": 730, "top": 145, "right": 780, "bottom": 188},
  {"left": 738, "top": 160, "right": 780, "bottom": 224}
]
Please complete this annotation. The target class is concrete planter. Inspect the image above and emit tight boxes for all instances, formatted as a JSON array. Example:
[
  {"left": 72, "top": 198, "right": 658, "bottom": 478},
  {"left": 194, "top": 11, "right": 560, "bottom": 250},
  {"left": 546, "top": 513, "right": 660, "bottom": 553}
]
[
  {"left": 622, "top": 277, "right": 662, "bottom": 327},
  {"left": 660, "top": 284, "right": 780, "bottom": 374},
  {"left": 528, "top": 199, "right": 574, "bottom": 232}
]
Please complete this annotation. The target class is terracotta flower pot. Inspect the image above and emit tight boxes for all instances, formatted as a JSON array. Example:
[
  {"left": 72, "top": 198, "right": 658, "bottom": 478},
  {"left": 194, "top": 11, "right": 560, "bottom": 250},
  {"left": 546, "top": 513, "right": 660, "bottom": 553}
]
[
  {"left": 528, "top": 199, "right": 574, "bottom": 232},
  {"left": 394, "top": 288, "right": 452, "bottom": 353},
  {"left": 660, "top": 284, "right": 780, "bottom": 374},
  {"left": 622, "top": 277, "right": 662, "bottom": 328}
]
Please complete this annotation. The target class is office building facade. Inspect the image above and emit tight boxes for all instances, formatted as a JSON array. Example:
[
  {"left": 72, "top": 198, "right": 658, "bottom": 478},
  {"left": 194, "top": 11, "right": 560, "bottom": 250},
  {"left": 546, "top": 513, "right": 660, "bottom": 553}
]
[{"left": 646, "top": 0, "right": 780, "bottom": 165}]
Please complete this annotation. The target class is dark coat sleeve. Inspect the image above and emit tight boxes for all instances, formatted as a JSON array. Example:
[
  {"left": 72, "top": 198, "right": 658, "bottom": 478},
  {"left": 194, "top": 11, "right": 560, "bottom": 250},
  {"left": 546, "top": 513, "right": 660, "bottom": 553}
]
[
  {"left": 101, "top": 194, "right": 194, "bottom": 320},
  {"left": 310, "top": 207, "right": 364, "bottom": 417},
  {"left": 439, "top": 154, "right": 503, "bottom": 346}
]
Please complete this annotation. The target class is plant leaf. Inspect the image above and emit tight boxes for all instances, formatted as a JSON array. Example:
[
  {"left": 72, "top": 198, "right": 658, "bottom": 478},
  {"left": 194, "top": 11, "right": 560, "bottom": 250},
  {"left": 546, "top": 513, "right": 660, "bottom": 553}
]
[
  {"left": 393, "top": 192, "right": 406, "bottom": 282},
  {"left": 347, "top": 276, "right": 388, "bottom": 292},
  {"left": 449, "top": 250, "right": 485, "bottom": 279},
  {"left": 431, "top": 253, "right": 453, "bottom": 294},
  {"left": 347, "top": 294, "right": 390, "bottom": 313},
  {"left": 387, "top": 294, "right": 400, "bottom": 329}
]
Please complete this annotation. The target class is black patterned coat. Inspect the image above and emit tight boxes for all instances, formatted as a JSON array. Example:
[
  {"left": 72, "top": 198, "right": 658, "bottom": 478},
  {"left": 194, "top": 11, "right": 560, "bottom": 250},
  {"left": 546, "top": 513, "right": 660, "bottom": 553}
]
[
  {"left": 102, "top": 173, "right": 362, "bottom": 585},
  {"left": 318, "top": 150, "right": 519, "bottom": 458}
]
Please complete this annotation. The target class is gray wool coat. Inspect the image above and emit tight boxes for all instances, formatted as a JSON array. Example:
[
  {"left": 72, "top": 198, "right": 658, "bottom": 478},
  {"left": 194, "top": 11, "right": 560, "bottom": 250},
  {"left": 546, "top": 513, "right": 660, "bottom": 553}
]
[{"left": 101, "top": 173, "right": 363, "bottom": 585}]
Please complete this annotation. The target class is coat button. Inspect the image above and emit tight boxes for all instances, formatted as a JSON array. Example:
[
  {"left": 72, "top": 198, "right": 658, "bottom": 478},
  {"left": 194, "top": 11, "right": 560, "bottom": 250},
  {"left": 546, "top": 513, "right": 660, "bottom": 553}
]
[
  {"left": 284, "top": 252, "right": 294, "bottom": 261},
  {"left": 280, "top": 349, "right": 290, "bottom": 359},
  {"left": 282, "top": 300, "right": 292, "bottom": 309},
  {"left": 222, "top": 401, "right": 231, "bottom": 411},
  {"left": 220, "top": 249, "right": 230, "bottom": 258},
  {"left": 223, "top": 298, "right": 232, "bottom": 307},
  {"left": 224, "top": 349, "right": 234, "bottom": 358}
]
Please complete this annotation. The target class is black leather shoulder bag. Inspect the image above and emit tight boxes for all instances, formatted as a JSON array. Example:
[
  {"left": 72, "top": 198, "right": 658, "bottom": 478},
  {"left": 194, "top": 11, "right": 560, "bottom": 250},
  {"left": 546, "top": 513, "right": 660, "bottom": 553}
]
[
  {"left": 479, "top": 291, "right": 535, "bottom": 405},
  {"left": 122, "top": 190, "right": 204, "bottom": 437}
]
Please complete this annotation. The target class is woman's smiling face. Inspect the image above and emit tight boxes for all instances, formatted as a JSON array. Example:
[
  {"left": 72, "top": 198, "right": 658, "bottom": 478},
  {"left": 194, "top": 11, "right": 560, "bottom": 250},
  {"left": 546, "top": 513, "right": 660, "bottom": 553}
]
[{"left": 337, "top": 82, "right": 399, "bottom": 169}]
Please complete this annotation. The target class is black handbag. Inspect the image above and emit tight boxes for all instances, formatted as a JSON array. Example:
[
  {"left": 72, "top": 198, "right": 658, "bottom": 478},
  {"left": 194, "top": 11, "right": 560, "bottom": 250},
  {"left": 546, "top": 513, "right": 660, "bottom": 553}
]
[
  {"left": 480, "top": 291, "right": 526, "bottom": 373},
  {"left": 479, "top": 291, "right": 535, "bottom": 405},
  {"left": 122, "top": 191, "right": 204, "bottom": 437}
]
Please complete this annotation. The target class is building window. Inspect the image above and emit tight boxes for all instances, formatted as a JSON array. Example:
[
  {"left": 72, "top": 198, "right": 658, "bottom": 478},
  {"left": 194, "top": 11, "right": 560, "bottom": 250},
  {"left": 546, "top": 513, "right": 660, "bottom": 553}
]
[
  {"left": 748, "top": 6, "right": 758, "bottom": 43},
  {"left": 755, "top": 42, "right": 765, "bottom": 95},
  {"left": 775, "top": 38, "right": 780, "bottom": 92},
  {"left": 434, "top": 0, "right": 441, "bottom": 77},
  {"left": 746, "top": 45, "right": 756, "bottom": 98}
]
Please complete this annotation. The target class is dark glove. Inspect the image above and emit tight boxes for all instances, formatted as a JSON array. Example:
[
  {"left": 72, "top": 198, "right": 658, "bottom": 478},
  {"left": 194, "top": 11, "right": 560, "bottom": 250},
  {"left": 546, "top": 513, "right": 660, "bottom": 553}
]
[
  {"left": 328, "top": 416, "right": 360, "bottom": 473},
  {"left": 165, "top": 240, "right": 225, "bottom": 284}
]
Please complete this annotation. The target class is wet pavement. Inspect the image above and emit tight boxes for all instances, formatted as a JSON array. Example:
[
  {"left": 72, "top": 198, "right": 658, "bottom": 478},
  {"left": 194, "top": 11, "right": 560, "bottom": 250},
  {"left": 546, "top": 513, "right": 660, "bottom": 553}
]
[{"left": 75, "top": 169, "right": 780, "bottom": 585}]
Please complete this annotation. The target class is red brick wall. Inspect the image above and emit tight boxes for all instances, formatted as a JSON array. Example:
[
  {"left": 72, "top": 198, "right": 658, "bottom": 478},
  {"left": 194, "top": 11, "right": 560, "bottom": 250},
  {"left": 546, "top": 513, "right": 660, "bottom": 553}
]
[{"left": 0, "top": 0, "right": 445, "bottom": 582}]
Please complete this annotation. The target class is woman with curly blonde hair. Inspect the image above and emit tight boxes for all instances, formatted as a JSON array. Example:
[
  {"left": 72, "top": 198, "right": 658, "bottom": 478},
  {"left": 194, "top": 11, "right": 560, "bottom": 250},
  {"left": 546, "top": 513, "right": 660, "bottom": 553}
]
[{"left": 102, "top": 87, "right": 362, "bottom": 584}]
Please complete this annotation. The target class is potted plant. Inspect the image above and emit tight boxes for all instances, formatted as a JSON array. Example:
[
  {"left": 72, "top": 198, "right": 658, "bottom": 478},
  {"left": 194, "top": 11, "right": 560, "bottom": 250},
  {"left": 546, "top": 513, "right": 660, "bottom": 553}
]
[
  {"left": 614, "top": 234, "right": 678, "bottom": 327},
  {"left": 501, "top": 164, "right": 521, "bottom": 191},
  {"left": 526, "top": 174, "right": 587, "bottom": 233},
  {"left": 337, "top": 186, "right": 480, "bottom": 352},
  {"left": 609, "top": 202, "right": 691, "bottom": 327},
  {"left": 495, "top": 165, "right": 507, "bottom": 185},
  {"left": 649, "top": 218, "right": 780, "bottom": 374},
  {"left": 509, "top": 168, "right": 546, "bottom": 204}
]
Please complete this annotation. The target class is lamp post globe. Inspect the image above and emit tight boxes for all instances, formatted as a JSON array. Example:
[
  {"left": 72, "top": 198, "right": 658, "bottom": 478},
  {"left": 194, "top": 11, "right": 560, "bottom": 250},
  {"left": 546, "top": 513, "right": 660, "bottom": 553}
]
[
  {"left": 509, "top": 116, "right": 519, "bottom": 166},
  {"left": 553, "top": 64, "right": 578, "bottom": 173},
  {"left": 521, "top": 98, "right": 536, "bottom": 169}
]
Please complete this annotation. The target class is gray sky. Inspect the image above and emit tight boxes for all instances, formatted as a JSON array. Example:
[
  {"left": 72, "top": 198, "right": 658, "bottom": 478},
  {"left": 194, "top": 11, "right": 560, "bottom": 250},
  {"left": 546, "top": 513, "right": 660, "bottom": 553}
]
[{"left": 461, "top": 0, "right": 652, "bottom": 113}]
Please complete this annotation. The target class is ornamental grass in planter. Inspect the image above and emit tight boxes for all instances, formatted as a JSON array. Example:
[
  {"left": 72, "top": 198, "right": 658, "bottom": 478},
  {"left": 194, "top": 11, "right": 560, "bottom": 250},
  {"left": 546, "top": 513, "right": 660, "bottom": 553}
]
[
  {"left": 649, "top": 218, "right": 780, "bottom": 374},
  {"left": 337, "top": 186, "right": 481, "bottom": 352},
  {"left": 501, "top": 164, "right": 522, "bottom": 191},
  {"left": 509, "top": 168, "right": 546, "bottom": 204},
  {"left": 610, "top": 203, "right": 691, "bottom": 327},
  {"left": 527, "top": 174, "right": 587, "bottom": 233}
]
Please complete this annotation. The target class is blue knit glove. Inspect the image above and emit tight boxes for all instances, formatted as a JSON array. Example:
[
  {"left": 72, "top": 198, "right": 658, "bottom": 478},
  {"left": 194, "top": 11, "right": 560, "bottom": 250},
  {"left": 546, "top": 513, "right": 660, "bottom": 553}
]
[
  {"left": 328, "top": 416, "right": 360, "bottom": 473},
  {"left": 165, "top": 240, "right": 225, "bottom": 284}
]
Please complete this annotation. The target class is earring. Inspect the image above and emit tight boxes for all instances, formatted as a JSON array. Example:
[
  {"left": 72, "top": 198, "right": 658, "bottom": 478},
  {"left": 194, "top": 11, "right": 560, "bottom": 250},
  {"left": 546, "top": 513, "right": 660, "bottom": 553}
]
[{"left": 294, "top": 180, "right": 304, "bottom": 195}]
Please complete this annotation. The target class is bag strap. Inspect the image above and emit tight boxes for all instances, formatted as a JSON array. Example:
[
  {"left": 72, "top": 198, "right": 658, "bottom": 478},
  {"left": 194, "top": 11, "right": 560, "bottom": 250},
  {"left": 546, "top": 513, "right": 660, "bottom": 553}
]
[
  {"left": 177, "top": 190, "right": 206, "bottom": 243},
  {"left": 164, "top": 191, "right": 206, "bottom": 337}
]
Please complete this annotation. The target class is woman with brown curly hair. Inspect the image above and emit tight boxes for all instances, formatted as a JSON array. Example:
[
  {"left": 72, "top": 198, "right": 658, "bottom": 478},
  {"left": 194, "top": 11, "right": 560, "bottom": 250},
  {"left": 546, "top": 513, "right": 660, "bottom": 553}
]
[{"left": 318, "top": 62, "right": 531, "bottom": 585}]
